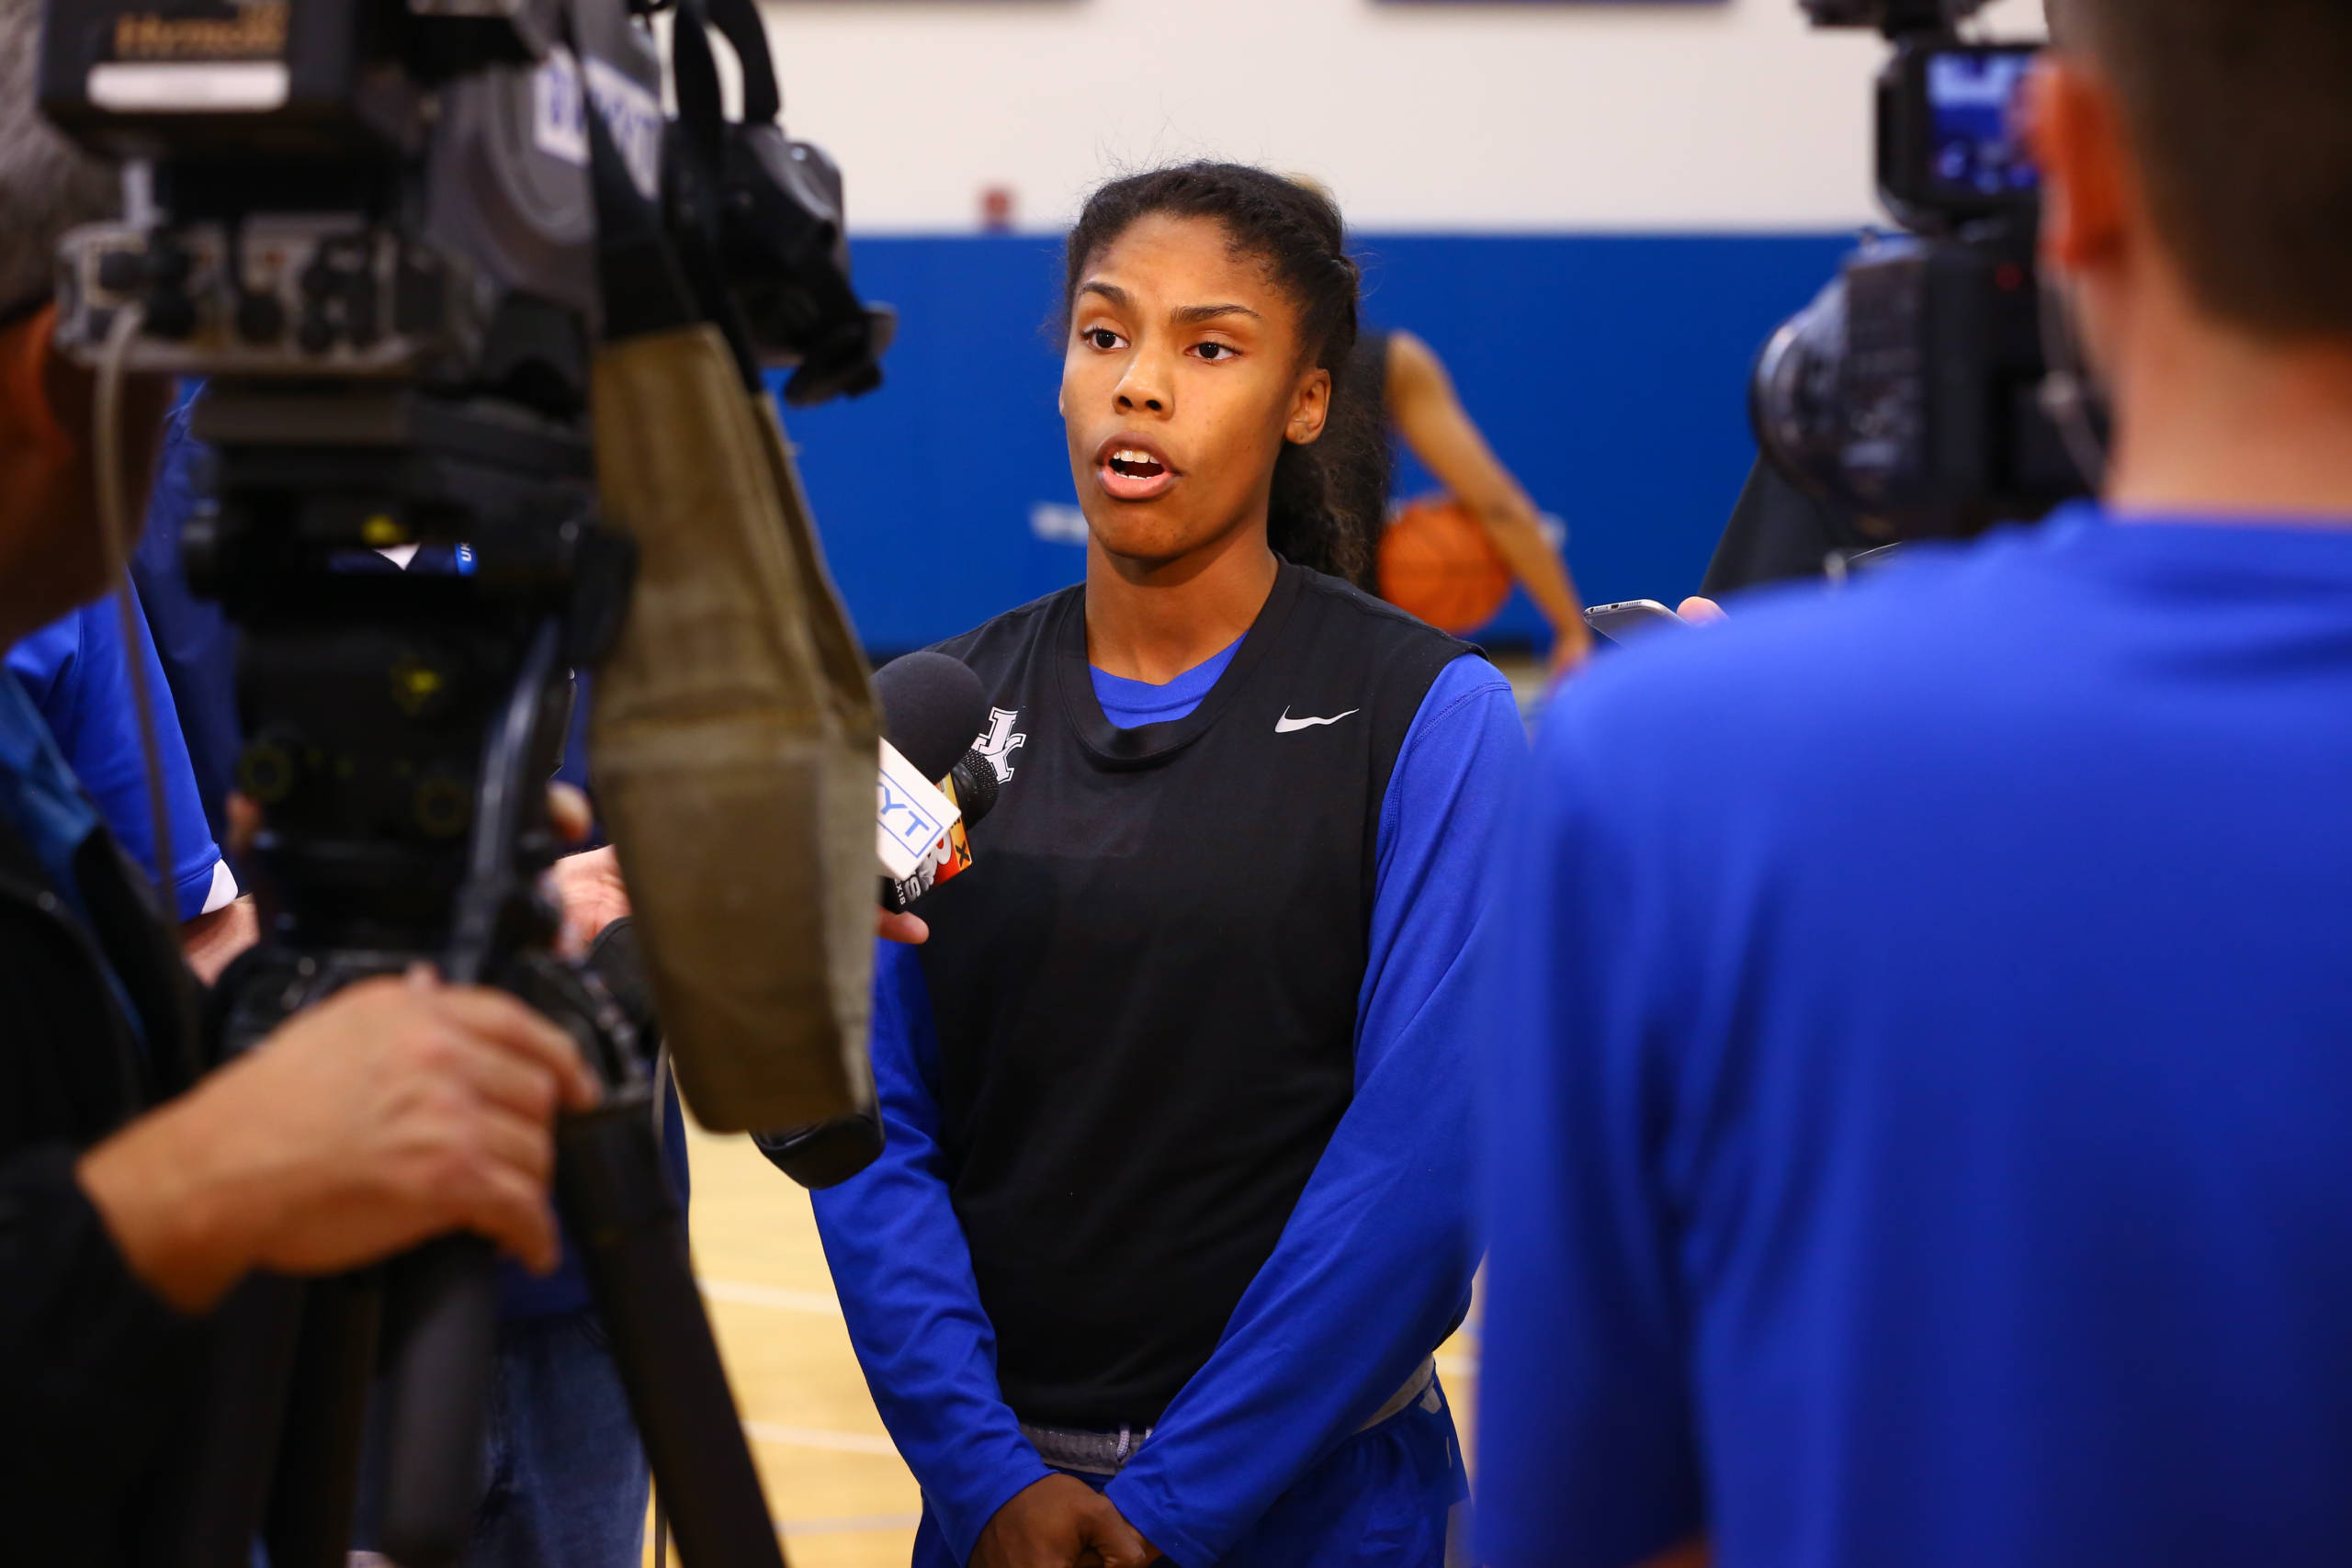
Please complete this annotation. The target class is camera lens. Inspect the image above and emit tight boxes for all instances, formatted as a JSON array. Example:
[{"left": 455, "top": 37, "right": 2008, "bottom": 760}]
[{"left": 1749, "top": 275, "right": 1852, "bottom": 503}]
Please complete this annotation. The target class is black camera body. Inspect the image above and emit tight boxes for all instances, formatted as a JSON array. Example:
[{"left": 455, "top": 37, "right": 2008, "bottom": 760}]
[{"left": 1754, "top": 4, "right": 2098, "bottom": 536}]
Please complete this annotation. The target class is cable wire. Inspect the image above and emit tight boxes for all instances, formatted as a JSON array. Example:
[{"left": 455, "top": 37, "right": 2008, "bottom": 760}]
[{"left": 92, "top": 302, "right": 181, "bottom": 926}]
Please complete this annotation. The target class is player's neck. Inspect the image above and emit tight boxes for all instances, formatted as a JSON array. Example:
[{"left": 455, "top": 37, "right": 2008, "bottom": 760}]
[
  {"left": 1084, "top": 521, "right": 1278, "bottom": 685},
  {"left": 2104, "top": 300, "right": 2352, "bottom": 525}
]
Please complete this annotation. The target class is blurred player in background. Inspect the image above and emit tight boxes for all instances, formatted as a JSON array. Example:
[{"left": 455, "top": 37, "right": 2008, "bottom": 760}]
[{"left": 1353, "top": 326, "right": 1592, "bottom": 669}]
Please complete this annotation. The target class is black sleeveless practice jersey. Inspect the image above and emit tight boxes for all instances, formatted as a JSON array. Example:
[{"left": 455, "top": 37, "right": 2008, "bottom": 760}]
[{"left": 915, "top": 561, "right": 1467, "bottom": 1429}]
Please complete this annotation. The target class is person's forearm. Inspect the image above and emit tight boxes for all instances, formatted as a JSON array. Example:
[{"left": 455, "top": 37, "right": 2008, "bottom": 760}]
[
  {"left": 1477, "top": 506, "right": 1591, "bottom": 656},
  {"left": 75, "top": 1082, "right": 273, "bottom": 1314}
]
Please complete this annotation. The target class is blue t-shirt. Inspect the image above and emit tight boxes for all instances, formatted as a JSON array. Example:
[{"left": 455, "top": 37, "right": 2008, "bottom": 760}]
[
  {"left": 6, "top": 595, "right": 232, "bottom": 923},
  {"left": 1479, "top": 507, "right": 2352, "bottom": 1568},
  {"left": 1087, "top": 637, "right": 1242, "bottom": 728}
]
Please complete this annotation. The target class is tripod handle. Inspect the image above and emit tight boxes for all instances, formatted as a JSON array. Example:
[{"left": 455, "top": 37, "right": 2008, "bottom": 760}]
[{"left": 378, "top": 1234, "right": 501, "bottom": 1568}]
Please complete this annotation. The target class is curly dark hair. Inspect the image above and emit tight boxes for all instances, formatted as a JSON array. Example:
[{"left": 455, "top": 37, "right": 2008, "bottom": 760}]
[{"left": 1061, "top": 163, "right": 1385, "bottom": 584}]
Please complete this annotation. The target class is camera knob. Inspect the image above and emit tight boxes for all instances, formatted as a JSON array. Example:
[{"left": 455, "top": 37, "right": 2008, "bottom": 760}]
[
  {"left": 413, "top": 772, "right": 474, "bottom": 839},
  {"left": 344, "top": 278, "right": 381, "bottom": 348},
  {"left": 141, "top": 289, "right": 198, "bottom": 342},
  {"left": 237, "top": 292, "right": 288, "bottom": 344},
  {"left": 237, "top": 731, "right": 303, "bottom": 807},
  {"left": 148, "top": 242, "right": 194, "bottom": 290},
  {"left": 297, "top": 308, "right": 335, "bottom": 355},
  {"left": 96, "top": 250, "right": 145, "bottom": 295}
]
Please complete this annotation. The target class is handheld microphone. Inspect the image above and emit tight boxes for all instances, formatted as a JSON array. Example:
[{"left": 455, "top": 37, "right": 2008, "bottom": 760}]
[
  {"left": 759, "top": 652, "right": 995, "bottom": 1189},
  {"left": 874, "top": 650, "right": 984, "bottom": 780},
  {"left": 871, "top": 652, "right": 1001, "bottom": 912}
]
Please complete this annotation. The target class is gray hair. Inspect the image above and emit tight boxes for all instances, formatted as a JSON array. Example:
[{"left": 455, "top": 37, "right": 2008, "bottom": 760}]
[{"left": 0, "top": 0, "right": 119, "bottom": 319}]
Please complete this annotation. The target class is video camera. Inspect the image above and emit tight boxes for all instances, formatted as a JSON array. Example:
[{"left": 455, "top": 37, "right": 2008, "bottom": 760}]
[
  {"left": 1752, "top": 0, "right": 2100, "bottom": 536},
  {"left": 36, "top": 3, "right": 890, "bottom": 1564}
]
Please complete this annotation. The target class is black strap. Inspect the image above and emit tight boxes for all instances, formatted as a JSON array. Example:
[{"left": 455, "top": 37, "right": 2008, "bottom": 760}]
[
  {"left": 668, "top": 0, "right": 729, "bottom": 169},
  {"left": 567, "top": 12, "right": 697, "bottom": 344},
  {"left": 670, "top": 0, "right": 781, "bottom": 130},
  {"left": 703, "top": 0, "right": 781, "bottom": 125},
  {"left": 652, "top": 0, "right": 762, "bottom": 387}
]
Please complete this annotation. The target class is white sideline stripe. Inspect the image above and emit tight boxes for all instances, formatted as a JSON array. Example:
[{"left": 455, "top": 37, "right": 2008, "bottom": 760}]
[
  {"left": 745, "top": 1420, "right": 901, "bottom": 1456},
  {"left": 778, "top": 1511, "right": 925, "bottom": 1537},
  {"left": 699, "top": 1278, "right": 842, "bottom": 1315}
]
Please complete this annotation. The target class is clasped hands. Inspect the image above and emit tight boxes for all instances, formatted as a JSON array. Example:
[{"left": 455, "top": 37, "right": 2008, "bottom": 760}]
[{"left": 973, "top": 1475, "right": 1162, "bottom": 1568}]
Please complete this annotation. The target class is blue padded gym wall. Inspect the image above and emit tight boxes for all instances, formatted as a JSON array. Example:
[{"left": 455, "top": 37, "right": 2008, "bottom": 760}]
[{"left": 774, "top": 231, "right": 1852, "bottom": 655}]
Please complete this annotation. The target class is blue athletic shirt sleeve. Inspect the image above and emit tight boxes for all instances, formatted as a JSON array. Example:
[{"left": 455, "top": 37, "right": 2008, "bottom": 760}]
[
  {"left": 810, "top": 940, "right": 1054, "bottom": 1559},
  {"left": 5, "top": 596, "right": 232, "bottom": 922},
  {"left": 1104, "top": 653, "right": 1519, "bottom": 1564}
]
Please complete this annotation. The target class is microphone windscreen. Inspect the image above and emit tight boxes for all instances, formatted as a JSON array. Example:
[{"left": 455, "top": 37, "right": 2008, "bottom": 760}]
[
  {"left": 948, "top": 750, "right": 999, "bottom": 827},
  {"left": 874, "top": 651, "right": 987, "bottom": 783}
]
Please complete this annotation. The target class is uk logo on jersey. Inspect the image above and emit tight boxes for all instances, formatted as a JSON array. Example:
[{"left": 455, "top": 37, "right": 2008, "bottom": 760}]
[{"left": 974, "top": 707, "right": 1026, "bottom": 784}]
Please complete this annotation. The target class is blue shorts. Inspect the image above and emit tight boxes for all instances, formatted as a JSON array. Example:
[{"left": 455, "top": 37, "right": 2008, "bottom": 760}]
[{"left": 912, "top": 1378, "right": 1468, "bottom": 1568}]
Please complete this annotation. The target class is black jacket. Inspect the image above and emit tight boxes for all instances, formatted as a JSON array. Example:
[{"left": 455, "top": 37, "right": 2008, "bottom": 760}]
[{"left": 0, "top": 807, "right": 215, "bottom": 1564}]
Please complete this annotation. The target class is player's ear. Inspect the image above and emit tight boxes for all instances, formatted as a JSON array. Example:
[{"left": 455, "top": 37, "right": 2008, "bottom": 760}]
[{"left": 1285, "top": 366, "right": 1331, "bottom": 447}]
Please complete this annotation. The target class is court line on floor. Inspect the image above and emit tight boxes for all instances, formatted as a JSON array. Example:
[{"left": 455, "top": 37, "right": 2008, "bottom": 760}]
[
  {"left": 700, "top": 1277, "right": 843, "bottom": 1314},
  {"left": 777, "top": 1511, "right": 925, "bottom": 1537},
  {"left": 745, "top": 1419, "right": 902, "bottom": 1456}
]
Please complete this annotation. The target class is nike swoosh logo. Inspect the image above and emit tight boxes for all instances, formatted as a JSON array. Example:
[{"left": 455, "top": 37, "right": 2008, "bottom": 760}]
[{"left": 1275, "top": 707, "right": 1361, "bottom": 734}]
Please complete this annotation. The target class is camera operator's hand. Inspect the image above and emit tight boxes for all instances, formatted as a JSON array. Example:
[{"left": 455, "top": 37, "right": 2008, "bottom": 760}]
[
  {"left": 1678, "top": 596, "right": 1728, "bottom": 625},
  {"left": 972, "top": 1475, "right": 1159, "bottom": 1568},
  {"left": 75, "top": 966, "right": 601, "bottom": 1315}
]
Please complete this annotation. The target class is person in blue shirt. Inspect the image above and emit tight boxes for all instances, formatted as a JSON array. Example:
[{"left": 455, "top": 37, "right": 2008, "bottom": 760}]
[
  {"left": 130, "top": 389, "right": 241, "bottom": 844},
  {"left": 812, "top": 165, "right": 1521, "bottom": 1568},
  {"left": 7, "top": 595, "right": 236, "bottom": 922},
  {"left": 1479, "top": 6, "right": 2352, "bottom": 1567}
]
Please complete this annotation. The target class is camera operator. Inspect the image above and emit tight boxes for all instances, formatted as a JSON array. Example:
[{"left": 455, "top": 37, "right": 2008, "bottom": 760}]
[
  {"left": 0, "top": 10, "right": 604, "bottom": 1555},
  {"left": 1480, "top": 1, "right": 2352, "bottom": 1564}
]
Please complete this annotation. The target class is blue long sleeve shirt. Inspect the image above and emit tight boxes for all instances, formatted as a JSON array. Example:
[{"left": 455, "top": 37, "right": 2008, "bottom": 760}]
[
  {"left": 6, "top": 594, "right": 232, "bottom": 923},
  {"left": 813, "top": 650, "right": 1522, "bottom": 1566},
  {"left": 1480, "top": 512, "right": 2352, "bottom": 1568}
]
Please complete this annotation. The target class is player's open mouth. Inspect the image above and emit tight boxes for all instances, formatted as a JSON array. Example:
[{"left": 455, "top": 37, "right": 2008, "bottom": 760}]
[{"left": 1095, "top": 436, "right": 1178, "bottom": 502}]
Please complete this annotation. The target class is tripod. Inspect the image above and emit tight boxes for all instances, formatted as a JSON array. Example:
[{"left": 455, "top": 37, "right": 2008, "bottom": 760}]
[{"left": 164, "top": 381, "right": 789, "bottom": 1568}]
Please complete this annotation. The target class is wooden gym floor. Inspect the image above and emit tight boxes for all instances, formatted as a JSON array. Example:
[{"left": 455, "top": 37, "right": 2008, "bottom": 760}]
[{"left": 663, "top": 1122, "right": 1485, "bottom": 1567}]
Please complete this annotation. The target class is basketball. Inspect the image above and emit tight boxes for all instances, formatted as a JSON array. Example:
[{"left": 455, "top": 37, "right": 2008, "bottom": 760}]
[{"left": 1378, "top": 495, "right": 1514, "bottom": 635}]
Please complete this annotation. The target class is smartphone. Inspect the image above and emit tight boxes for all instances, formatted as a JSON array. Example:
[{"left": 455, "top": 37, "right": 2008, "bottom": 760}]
[{"left": 1583, "top": 600, "right": 1689, "bottom": 645}]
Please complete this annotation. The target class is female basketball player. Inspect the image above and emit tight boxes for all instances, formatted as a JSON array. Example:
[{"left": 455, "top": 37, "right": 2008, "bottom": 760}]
[{"left": 811, "top": 164, "right": 1524, "bottom": 1568}]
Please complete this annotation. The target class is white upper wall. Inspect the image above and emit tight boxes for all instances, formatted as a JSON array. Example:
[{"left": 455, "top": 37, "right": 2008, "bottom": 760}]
[{"left": 753, "top": 0, "right": 2046, "bottom": 233}]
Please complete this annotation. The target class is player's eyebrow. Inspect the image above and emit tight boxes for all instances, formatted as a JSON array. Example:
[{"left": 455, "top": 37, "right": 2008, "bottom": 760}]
[{"left": 1170, "top": 302, "right": 1261, "bottom": 326}]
